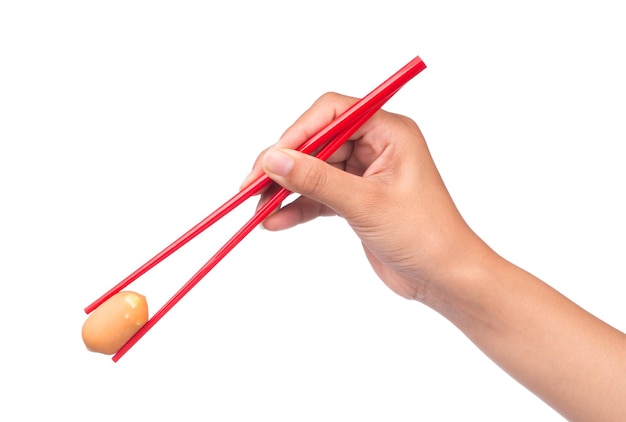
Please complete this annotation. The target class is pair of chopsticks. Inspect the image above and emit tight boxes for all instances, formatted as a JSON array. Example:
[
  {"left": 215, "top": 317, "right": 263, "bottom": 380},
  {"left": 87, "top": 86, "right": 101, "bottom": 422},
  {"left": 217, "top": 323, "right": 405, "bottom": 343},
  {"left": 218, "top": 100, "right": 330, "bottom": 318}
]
[{"left": 84, "top": 55, "right": 427, "bottom": 361}]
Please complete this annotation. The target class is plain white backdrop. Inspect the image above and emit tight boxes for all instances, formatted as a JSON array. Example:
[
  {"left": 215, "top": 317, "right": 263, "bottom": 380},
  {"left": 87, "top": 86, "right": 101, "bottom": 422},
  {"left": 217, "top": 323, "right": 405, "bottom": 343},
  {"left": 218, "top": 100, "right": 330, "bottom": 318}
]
[{"left": 1, "top": 1, "right": 624, "bottom": 420}]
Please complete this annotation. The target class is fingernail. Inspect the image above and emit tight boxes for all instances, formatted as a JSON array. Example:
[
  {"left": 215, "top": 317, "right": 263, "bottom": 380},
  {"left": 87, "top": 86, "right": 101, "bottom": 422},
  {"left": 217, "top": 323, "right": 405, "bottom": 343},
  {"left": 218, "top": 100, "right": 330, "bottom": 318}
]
[{"left": 263, "top": 149, "right": 294, "bottom": 177}]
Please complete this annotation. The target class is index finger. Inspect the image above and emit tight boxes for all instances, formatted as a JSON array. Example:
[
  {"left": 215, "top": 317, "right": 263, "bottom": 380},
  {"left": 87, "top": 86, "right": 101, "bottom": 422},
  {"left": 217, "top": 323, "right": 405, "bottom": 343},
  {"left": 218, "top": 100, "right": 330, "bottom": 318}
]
[
  {"left": 276, "top": 92, "right": 361, "bottom": 150},
  {"left": 240, "top": 92, "right": 363, "bottom": 190}
]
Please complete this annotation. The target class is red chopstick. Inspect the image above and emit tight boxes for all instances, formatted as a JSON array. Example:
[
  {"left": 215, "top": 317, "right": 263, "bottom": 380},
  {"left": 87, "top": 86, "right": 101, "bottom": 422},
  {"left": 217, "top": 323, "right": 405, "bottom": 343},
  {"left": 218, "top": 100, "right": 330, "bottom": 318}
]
[
  {"left": 113, "top": 88, "right": 401, "bottom": 361},
  {"left": 85, "top": 55, "right": 426, "bottom": 361}
]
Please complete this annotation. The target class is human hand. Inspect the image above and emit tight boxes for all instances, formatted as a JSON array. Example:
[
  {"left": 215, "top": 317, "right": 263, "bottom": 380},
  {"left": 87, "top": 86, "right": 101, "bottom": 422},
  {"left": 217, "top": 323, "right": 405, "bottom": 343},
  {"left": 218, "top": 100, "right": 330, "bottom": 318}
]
[
  {"left": 242, "top": 93, "right": 626, "bottom": 421},
  {"left": 241, "top": 92, "right": 488, "bottom": 302}
]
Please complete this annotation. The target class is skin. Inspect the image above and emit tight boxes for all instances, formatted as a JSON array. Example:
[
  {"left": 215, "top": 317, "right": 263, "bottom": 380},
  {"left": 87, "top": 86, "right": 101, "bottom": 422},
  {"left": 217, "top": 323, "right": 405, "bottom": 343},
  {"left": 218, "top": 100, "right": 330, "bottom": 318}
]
[{"left": 240, "top": 92, "right": 626, "bottom": 421}]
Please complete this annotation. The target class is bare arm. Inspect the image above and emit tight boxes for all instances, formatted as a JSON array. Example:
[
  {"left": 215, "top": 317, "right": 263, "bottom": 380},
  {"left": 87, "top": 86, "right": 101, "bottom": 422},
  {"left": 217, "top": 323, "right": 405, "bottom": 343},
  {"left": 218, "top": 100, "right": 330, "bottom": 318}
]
[
  {"left": 242, "top": 92, "right": 626, "bottom": 421},
  {"left": 431, "top": 244, "right": 626, "bottom": 421}
]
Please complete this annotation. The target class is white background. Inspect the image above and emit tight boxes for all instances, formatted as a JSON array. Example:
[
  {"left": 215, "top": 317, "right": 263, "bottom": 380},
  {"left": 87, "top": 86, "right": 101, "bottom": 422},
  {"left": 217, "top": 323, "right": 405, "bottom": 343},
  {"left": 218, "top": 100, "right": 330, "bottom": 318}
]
[{"left": 1, "top": 1, "right": 624, "bottom": 420}]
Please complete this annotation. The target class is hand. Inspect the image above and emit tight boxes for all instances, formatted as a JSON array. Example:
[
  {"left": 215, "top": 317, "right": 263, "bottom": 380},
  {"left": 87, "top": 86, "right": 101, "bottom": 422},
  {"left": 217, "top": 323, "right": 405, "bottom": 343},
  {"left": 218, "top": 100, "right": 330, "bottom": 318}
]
[
  {"left": 242, "top": 92, "right": 626, "bottom": 421},
  {"left": 241, "top": 92, "right": 487, "bottom": 301}
]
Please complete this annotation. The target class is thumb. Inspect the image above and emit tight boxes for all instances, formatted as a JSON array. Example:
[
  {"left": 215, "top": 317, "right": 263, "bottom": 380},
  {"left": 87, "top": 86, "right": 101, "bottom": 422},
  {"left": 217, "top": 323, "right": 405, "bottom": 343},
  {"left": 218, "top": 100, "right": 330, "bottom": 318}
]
[{"left": 261, "top": 147, "right": 361, "bottom": 217}]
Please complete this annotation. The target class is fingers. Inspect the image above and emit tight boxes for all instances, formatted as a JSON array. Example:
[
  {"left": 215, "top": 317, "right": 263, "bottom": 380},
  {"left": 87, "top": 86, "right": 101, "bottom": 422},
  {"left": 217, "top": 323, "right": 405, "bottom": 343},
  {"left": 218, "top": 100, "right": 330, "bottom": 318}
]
[
  {"left": 275, "top": 92, "right": 360, "bottom": 149},
  {"left": 260, "top": 195, "right": 332, "bottom": 231},
  {"left": 239, "top": 93, "right": 362, "bottom": 191},
  {"left": 261, "top": 147, "right": 367, "bottom": 220},
  {"left": 241, "top": 92, "right": 381, "bottom": 230}
]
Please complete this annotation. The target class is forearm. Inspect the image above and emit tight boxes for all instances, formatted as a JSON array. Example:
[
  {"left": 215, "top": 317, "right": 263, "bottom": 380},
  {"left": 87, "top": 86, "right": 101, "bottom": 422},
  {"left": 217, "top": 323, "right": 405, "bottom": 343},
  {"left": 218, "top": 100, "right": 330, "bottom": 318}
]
[
  {"left": 426, "top": 244, "right": 626, "bottom": 421},
  {"left": 252, "top": 91, "right": 625, "bottom": 419}
]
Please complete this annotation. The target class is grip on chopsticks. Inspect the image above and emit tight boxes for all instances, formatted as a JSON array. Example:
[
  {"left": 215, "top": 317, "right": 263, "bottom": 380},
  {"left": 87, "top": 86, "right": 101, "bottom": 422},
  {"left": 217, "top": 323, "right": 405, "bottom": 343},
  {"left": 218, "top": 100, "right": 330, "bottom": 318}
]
[{"left": 85, "top": 55, "right": 426, "bottom": 361}]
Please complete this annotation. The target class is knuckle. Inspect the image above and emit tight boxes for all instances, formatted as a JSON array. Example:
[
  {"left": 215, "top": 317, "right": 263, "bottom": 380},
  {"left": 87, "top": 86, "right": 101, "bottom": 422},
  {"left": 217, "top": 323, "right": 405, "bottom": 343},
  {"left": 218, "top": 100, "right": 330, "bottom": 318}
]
[
  {"left": 299, "top": 160, "right": 328, "bottom": 197},
  {"left": 317, "top": 91, "right": 341, "bottom": 105}
]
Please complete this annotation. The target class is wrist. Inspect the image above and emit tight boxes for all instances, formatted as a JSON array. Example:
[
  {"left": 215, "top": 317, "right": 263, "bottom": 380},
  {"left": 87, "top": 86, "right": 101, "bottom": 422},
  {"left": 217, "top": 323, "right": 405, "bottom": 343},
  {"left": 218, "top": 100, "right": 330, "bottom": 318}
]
[{"left": 420, "top": 236, "right": 505, "bottom": 328}]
